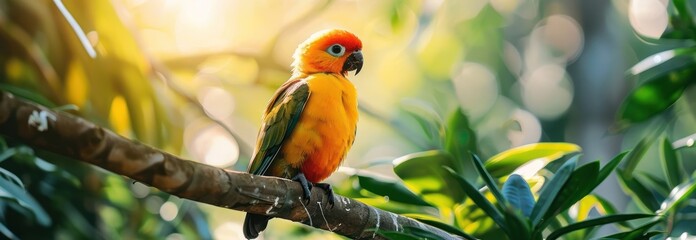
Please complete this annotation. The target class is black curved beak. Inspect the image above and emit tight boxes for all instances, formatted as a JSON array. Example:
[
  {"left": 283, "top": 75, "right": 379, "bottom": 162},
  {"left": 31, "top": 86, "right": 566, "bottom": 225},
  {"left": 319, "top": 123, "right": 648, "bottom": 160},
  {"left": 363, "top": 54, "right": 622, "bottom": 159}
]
[{"left": 343, "top": 50, "right": 363, "bottom": 75}]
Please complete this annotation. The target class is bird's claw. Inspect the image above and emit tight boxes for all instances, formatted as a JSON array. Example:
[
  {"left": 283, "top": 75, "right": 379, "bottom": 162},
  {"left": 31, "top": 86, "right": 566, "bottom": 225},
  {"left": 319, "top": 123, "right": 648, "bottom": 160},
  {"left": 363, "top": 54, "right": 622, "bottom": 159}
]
[
  {"left": 291, "top": 174, "right": 336, "bottom": 207},
  {"left": 291, "top": 173, "right": 312, "bottom": 203},
  {"left": 315, "top": 183, "right": 335, "bottom": 207}
]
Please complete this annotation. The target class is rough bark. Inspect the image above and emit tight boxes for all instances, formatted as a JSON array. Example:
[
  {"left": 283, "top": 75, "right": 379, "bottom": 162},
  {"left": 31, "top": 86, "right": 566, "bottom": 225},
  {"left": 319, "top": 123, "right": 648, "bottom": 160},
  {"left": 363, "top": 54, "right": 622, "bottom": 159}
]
[{"left": 0, "top": 91, "right": 459, "bottom": 240}]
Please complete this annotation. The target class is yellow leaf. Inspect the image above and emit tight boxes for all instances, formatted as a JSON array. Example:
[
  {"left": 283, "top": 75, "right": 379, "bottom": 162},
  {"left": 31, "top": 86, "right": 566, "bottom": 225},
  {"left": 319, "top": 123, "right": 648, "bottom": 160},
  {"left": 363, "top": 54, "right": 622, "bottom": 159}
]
[
  {"left": 485, "top": 142, "right": 582, "bottom": 177},
  {"left": 109, "top": 95, "right": 132, "bottom": 136},
  {"left": 64, "top": 60, "right": 89, "bottom": 107}
]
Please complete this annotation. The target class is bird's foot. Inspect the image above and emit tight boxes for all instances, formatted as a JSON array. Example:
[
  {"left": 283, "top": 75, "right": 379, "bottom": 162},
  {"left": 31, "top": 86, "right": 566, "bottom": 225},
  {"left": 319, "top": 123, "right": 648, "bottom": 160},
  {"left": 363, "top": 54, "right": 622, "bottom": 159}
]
[
  {"left": 315, "top": 182, "right": 335, "bottom": 207},
  {"left": 291, "top": 173, "right": 312, "bottom": 202}
]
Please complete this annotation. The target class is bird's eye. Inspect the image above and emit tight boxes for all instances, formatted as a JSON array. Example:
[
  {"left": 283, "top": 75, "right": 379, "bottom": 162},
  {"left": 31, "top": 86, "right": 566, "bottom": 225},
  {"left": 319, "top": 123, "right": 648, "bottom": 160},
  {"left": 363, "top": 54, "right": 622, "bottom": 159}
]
[{"left": 326, "top": 44, "right": 346, "bottom": 57}]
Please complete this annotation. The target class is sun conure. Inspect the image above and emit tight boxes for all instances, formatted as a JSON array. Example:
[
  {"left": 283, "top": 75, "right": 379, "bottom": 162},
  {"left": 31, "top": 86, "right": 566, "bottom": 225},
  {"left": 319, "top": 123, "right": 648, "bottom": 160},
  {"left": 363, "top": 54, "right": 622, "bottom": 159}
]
[{"left": 243, "top": 29, "right": 363, "bottom": 239}]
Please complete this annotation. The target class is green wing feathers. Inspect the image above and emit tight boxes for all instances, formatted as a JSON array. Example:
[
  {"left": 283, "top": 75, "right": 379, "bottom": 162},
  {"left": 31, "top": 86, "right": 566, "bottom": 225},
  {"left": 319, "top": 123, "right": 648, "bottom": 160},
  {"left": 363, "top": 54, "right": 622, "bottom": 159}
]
[{"left": 248, "top": 80, "right": 310, "bottom": 175}]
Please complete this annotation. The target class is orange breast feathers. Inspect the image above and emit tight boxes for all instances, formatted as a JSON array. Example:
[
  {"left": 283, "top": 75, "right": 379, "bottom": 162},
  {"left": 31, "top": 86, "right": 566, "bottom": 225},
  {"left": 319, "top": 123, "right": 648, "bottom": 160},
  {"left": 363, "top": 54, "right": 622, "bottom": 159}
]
[{"left": 281, "top": 73, "right": 358, "bottom": 183}]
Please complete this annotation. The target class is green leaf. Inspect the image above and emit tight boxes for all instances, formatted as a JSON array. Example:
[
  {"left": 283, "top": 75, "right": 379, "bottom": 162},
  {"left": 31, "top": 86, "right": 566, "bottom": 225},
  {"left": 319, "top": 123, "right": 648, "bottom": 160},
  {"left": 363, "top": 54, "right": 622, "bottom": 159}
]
[
  {"left": 0, "top": 84, "right": 57, "bottom": 108},
  {"left": 536, "top": 161, "right": 600, "bottom": 231},
  {"left": 502, "top": 205, "right": 532, "bottom": 240},
  {"left": 399, "top": 99, "right": 445, "bottom": 148},
  {"left": 622, "top": 135, "right": 657, "bottom": 176},
  {"left": 376, "top": 226, "right": 449, "bottom": 240},
  {"left": 657, "top": 178, "right": 696, "bottom": 215},
  {"left": 546, "top": 214, "right": 655, "bottom": 240},
  {"left": 0, "top": 168, "right": 25, "bottom": 190},
  {"left": 502, "top": 174, "right": 534, "bottom": 217},
  {"left": 485, "top": 143, "right": 582, "bottom": 178},
  {"left": 471, "top": 153, "right": 505, "bottom": 206},
  {"left": 0, "top": 148, "right": 17, "bottom": 164},
  {"left": 616, "top": 67, "right": 696, "bottom": 128},
  {"left": 530, "top": 156, "right": 577, "bottom": 227},
  {"left": 445, "top": 108, "right": 478, "bottom": 178},
  {"left": 445, "top": 167, "right": 509, "bottom": 234},
  {"left": 599, "top": 220, "right": 660, "bottom": 239},
  {"left": 627, "top": 48, "right": 696, "bottom": 77},
  {"left": 0, "top": 222, "right": 18, "bottom": 240},
  {"left": 638, "top": 173, "right": 670, "bottom": 198},
  {"left": 540, "top": 161, "right": 600, "bottom": 229},
  {"left": 403, "top": 213, "right": 476, "bottom": 240},
  {"left": 659, "top": 137, "right": 685, "bottom": 188},
  {"left": 393, "top": 150, "right": 465, "bottom": 208},
  {"left": 357, "top": 174, "right": 432, "bottom": 207},
  {"left": 354, "top": 197, "right": 435, "bottom": 215},
  {"left": 0, "top": 176, "right": 51, "bottom": 226},
  {"left": 596, "top": 152, "right": 628, "bottom": 186},
  {"left": 617, "top": 171, "right": 660, "bottom": 212},
  {"left": 375, "top": 230, "right": 424, "bottom": 240}
]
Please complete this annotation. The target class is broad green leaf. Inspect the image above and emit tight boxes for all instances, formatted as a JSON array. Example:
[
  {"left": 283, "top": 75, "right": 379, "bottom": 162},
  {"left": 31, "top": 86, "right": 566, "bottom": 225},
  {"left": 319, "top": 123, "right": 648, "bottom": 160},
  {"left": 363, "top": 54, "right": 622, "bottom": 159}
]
[
  {"left": 657, "top": 178, "right": 696, "bottom": 215},
  {"left": 403, "top": 213, "right": 476, "bottom": 240},
  {"left": 393, "top": 151, "right": 465, "bottom": 208},
  {"left": 617, "top": 171, "right": 660, "bottom": 212},
  {"left": 485, "top": 143, "right": 581, "bottom": 178},
  {"left": 357, "top": 174, "right": 432, "bottom": 207},
  {"left": 616, "top": 67, "right": 695, "bottom": 128},
  {"left": 546, "top": 214, "right": 655, "bottom": 240},
  {"left": 445, "top": 108, "right": 478, "bottom": 179},
  {"left": 471, "top": 153, "right": 506, "bottom": 207},
  {"left": 445, "top": 167, "right": 508, "bottom": 234},
  {"left": 659, "top": 137, "right": 685, "bottom": 188},
  {"left": 0, "top": 176, "right": 50, "bottom": 226},
  {"left": 543, "top": 161, "right": 600, "bottom": 225},
  {"left": 502, "top": 174, "right": 534, "bottom": 217},
  {"left": 530, "top": 156, "right": 577, "bottom": 228}
]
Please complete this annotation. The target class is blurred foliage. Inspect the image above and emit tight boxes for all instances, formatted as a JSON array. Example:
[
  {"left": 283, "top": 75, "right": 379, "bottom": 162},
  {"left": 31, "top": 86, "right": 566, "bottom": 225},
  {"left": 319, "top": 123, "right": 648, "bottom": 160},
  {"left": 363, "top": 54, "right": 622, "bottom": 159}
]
[{"left": 0, "top": 0, "right": 211, "bottom": 239}]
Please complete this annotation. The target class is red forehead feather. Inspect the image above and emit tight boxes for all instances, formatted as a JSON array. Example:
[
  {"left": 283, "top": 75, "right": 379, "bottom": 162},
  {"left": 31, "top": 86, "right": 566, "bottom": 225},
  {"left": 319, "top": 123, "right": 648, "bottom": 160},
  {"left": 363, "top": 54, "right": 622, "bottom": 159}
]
[{"left": 304, "top": 29, "right": 362, "bottom": 51}]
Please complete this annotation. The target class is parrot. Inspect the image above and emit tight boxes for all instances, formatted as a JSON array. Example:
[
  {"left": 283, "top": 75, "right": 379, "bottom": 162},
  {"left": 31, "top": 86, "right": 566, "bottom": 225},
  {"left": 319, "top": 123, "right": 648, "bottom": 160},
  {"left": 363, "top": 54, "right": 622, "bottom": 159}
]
[{"left": 242, "top": 29, "right": 363, "bottom": 239}]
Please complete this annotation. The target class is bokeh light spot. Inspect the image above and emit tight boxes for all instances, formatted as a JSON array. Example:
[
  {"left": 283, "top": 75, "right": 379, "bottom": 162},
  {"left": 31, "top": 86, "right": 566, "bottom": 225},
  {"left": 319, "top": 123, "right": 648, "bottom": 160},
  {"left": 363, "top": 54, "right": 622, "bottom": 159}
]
[
  {"left": 159, "top": 201, "right": 179, "bottom": 221},
  {"left": 629, "top": 0, "right": 668, "bottom": 38},
  {"left": 198, "top": 87, "right": 235, "bottom": 120},
  {"left": 452, "top": 63, "right": 499, "bottom": 120},
  {"left": 538, "top": 15, "right": 584, "bottom": 62},
  {"left": 184, "top": 119, "right": 240, "bottom": 167},
  {"left": 508, "top": 108, "right": 542, "bottom": 146},
  {"left": 521, "top": 64, "right": 574, "bottom": 120}
]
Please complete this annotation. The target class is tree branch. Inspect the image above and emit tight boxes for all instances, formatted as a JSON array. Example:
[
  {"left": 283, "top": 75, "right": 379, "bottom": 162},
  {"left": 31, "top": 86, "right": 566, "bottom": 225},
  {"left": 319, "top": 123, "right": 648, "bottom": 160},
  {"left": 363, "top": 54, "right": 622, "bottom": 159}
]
[{"left": 0, "top": 91, "right": 459, "bottom": 240}]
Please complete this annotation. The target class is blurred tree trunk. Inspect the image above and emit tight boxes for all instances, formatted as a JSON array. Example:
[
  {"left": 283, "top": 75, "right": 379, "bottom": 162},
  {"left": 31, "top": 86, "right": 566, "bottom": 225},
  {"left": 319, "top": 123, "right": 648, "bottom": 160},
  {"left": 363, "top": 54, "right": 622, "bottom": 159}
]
[
  {"left": 0, "top": 91, "right": 458, "bottom": 240},
  {"left": 566, "top": 0, "right": 628, "bottom": 233}
]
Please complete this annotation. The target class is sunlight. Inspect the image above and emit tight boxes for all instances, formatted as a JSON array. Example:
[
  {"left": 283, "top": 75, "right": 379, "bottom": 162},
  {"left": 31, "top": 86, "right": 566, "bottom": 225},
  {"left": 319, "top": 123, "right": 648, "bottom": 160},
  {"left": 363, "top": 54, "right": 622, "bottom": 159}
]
[{"left": 173, "top": 0, "right": 232, "bottom": 53}]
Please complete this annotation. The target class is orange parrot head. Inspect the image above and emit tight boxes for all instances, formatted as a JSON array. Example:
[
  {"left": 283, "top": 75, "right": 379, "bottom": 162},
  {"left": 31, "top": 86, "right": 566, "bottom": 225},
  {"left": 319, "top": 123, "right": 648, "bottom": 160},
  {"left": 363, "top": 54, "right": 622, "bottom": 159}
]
[{"left": 291, "top": 29, "right": 363, "bottom": 76}]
